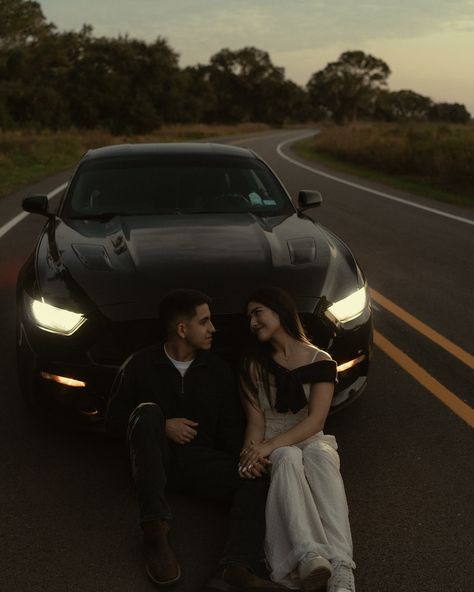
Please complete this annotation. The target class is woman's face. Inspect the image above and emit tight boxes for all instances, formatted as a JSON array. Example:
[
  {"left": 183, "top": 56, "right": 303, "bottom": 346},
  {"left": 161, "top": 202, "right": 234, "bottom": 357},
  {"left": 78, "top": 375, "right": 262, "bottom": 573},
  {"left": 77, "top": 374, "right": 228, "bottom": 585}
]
[{"left": 246, "top": 301, "right": 281, "bottom": 342}]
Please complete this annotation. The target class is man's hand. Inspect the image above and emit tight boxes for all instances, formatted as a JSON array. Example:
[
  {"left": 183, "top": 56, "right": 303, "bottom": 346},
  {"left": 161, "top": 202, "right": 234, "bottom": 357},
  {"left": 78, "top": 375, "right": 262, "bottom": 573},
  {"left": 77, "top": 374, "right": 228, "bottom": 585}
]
[{"left": 165, "top": 418, "right": 198, "bottom": 444}]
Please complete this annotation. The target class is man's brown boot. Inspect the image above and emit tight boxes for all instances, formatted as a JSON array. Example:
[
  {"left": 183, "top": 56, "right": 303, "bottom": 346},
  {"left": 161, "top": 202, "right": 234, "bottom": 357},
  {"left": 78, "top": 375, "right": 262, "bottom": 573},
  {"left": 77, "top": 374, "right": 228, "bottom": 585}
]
[
  {"left": 142, "top": 519, "right": 181, "bottom": 586},
  {"left": 203, "top": 563, "right": 288, "bottom": 591}
]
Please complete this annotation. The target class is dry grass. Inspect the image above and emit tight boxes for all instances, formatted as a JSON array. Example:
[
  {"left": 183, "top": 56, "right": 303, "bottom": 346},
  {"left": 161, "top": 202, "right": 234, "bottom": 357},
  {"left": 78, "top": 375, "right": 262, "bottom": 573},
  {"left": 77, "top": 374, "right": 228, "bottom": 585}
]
[
  {"left": 0, "top": 123, "right": 272, "bottom": 198},
  {"left": 308, "top": 122, "right": 474, "bottom": 201}
]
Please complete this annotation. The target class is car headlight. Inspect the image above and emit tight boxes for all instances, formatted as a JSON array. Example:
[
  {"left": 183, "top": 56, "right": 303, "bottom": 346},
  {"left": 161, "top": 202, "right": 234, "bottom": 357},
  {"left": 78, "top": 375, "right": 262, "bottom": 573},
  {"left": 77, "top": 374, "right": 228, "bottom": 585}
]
[
  {"left": 25, "top": 294, "right": 86, "bottom": 335},
  {"left": 326, "top": 286, "right": 367, "bottom": 324}
]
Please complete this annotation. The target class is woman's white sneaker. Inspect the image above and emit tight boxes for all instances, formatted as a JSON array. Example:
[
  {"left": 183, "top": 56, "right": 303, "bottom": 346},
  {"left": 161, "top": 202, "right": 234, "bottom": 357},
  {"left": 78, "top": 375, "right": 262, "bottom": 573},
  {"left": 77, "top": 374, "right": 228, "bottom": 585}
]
[
  {"left": 298, "top": 555, "right": 332, "bottom": 591},
  {"left": 327, "top": 560, "right": 355, "bottom": 592}
]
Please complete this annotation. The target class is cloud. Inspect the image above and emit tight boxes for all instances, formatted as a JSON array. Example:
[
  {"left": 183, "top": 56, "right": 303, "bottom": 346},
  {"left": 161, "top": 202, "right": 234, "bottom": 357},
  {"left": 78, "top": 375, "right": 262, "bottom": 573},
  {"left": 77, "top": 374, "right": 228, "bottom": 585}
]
[{"left": 41, "top": 1, "right": 474, "bottom": 53}]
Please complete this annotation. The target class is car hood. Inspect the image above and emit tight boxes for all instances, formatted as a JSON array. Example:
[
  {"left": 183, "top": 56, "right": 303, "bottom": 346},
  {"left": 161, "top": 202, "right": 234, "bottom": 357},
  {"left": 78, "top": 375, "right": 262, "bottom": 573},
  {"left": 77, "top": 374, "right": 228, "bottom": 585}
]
[{"left": 35, "top": 213, "right": 357, "bottom": 319}]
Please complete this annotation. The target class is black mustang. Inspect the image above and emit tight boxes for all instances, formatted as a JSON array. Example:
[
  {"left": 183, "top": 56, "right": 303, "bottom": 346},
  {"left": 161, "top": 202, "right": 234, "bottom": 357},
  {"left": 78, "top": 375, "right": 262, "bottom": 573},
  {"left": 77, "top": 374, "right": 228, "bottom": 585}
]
[{"left": 17, "top": 142, "right": 373, "bottom": 427}]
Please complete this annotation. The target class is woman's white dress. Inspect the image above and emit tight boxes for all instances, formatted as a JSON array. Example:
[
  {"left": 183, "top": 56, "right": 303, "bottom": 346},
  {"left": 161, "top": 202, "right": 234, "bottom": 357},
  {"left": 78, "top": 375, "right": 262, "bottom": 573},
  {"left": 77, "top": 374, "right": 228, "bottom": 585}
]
[{"left": 257, "top": 356, "right": 355, "bottom": 589}]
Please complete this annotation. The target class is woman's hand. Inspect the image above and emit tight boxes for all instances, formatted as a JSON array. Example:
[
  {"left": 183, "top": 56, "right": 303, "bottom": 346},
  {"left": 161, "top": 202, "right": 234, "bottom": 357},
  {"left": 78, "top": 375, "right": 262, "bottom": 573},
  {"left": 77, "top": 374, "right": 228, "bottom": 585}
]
[
  {"left": 239, "top": 440, "right": 274, "bottom": 476},
  {"left": 243, "top": 440, "right": 274, "bottom": 461},
  {"left": 238, "top": 458, "right": 271, "bottom": 478},
  {"left": 238, "top": 455, "right": 272, "bottom": 479}
]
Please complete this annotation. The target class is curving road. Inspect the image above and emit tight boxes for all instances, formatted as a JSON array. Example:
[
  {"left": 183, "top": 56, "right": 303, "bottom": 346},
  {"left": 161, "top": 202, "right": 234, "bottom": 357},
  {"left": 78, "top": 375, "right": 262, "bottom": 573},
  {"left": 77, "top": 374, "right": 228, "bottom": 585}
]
[{"left": 0, "top": 129, "right": 473, "bottom": 591}]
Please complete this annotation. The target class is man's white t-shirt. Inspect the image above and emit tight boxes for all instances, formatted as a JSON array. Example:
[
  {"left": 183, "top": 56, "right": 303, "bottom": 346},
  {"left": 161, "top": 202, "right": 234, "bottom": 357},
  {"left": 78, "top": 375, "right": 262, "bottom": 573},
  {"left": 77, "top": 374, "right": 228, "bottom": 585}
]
[{"left": 164, "top": 345, "right": 193, "bottom": 377}]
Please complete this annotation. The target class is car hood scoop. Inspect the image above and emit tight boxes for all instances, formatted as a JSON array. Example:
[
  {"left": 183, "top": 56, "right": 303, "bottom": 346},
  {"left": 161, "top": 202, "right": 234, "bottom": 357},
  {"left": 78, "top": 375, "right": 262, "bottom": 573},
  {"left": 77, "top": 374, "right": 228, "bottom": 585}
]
[
  {"left": 72, "top": 244, "right": 112, "bottom": 270},
  {"left": 287, "top": 238, "right": 316, "bottom": 264}
]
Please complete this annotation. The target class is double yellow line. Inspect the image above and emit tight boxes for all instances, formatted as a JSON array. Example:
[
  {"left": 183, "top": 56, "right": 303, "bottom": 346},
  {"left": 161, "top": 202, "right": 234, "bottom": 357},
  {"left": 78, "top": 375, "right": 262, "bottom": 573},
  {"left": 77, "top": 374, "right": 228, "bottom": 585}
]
[{"left": 371, "top": 289, "right": 474, "bottom": 428}]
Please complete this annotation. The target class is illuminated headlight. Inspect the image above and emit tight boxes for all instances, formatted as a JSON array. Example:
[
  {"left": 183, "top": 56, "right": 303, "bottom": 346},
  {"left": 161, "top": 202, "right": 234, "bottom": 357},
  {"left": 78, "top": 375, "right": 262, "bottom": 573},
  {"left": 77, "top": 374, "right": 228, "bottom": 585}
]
[
  {"left": 25, "top": 294, "right": 86, "bottom": 335},
  {"left": 326, "top": 286, "right": 367, "bottom": 324}
]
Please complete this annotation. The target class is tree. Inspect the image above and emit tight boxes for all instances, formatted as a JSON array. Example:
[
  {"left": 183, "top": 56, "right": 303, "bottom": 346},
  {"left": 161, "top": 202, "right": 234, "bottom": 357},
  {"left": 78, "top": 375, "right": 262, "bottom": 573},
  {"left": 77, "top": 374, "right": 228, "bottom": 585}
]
[
  {"left": 428, "top": 102, "right": 471, "bottom": 123},
  {"left": 307, "top": 50, "right": 391, "bottom": 124},
  {"left": 269, "top": 80, "right": 313, "bottom": 124},
  {"left": 374, "top": 89, "right": 433, "bottom": 121},
  {"left": 64, "top": 34, "right": 182, "bottom": 132},
  {"left": 0, "top": 0, "right": 54, "bottom": 49},
  {"left": 205, "top": 47, "right": 288, "bottom": 123},
  {"left": 179, "top": 65, "right": 218, "bottom": 123}
]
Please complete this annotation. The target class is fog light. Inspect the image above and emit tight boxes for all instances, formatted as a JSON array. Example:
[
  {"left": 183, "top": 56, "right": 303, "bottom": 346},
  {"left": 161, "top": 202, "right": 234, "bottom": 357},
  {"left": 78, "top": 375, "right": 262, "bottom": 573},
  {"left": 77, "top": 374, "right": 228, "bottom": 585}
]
[
  {"left": 337, "top": 354, "right": 366, "bottom": 373},
  {"left": 40, "top": 372, "right": 86, "bottom": 388}
]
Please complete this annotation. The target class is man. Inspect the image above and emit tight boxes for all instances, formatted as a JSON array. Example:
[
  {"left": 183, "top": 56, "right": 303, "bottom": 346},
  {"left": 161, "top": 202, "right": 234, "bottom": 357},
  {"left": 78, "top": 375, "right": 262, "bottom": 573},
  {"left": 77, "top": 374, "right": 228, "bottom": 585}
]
[{"left": 106, "top": 289, "right": 283, "bottom": 591}]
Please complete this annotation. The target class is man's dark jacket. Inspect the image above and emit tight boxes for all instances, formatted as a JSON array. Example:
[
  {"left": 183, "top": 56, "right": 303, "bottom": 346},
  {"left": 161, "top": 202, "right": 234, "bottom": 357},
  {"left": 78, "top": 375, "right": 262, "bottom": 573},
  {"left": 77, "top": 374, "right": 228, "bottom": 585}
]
[{"left": 105, "top": 343, "right": 244, "bottom": 456}]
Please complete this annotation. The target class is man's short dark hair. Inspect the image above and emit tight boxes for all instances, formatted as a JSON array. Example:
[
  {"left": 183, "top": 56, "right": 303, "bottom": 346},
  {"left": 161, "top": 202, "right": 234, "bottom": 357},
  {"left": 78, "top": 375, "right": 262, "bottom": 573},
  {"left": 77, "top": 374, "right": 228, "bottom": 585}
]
[{"left": 159, "top": 289, "right": 212, "bottom": 336}]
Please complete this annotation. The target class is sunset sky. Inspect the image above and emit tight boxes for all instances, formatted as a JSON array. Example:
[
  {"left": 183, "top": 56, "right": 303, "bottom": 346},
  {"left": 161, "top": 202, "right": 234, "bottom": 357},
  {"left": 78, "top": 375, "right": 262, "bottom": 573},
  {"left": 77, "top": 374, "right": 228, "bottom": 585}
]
[{"left": 39, "top": 0, "right": 474, "bottom": 115}]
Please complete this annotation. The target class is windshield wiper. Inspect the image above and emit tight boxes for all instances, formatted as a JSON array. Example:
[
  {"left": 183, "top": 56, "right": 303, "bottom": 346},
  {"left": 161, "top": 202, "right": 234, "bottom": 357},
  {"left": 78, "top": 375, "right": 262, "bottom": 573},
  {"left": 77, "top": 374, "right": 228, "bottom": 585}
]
[
  {"left": 66, "top": 212, "right": 131, "bottom": 221},
  {"left": 66, "top": 209, "right": 182, "bottom": 220}
]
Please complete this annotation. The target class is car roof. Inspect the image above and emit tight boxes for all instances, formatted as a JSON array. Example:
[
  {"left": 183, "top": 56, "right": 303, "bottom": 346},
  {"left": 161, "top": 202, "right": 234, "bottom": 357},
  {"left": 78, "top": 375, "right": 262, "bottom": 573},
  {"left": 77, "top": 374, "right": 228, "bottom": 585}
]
[{"left": 83, "top": 142, "right": 255, "bottom": 161}]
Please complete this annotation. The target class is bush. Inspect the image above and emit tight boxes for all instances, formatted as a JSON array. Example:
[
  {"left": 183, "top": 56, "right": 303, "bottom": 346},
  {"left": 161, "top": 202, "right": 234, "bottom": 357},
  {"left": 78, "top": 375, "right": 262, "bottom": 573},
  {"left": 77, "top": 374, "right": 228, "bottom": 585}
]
[{"left": 311, "top": 122, "right": 474, "bottom": 195}]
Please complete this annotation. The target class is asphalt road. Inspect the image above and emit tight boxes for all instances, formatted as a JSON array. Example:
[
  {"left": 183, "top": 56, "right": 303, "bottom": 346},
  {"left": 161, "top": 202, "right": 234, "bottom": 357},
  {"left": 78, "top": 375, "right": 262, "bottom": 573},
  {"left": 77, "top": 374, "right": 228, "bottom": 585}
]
[{"left": 0, "top": 129, "right": 473, "bottom": 592}]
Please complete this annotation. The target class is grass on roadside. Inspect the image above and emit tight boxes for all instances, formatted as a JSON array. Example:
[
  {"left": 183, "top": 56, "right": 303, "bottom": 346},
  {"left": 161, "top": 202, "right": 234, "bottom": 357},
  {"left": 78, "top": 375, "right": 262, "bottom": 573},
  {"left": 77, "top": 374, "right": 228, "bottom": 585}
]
[
  {"left": 293, "top": 124, "right": 474, "bottom": 208},
  {"left": 0, "top": 123, "right": 272, "bottom": 199}
]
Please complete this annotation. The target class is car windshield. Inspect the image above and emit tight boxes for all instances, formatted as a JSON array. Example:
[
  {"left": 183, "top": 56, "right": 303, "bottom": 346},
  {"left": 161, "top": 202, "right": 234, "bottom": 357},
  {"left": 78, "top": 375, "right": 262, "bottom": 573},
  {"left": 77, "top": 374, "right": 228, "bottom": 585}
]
[{"left": 62, "top": 155, "right": 294, "bottom": 218}]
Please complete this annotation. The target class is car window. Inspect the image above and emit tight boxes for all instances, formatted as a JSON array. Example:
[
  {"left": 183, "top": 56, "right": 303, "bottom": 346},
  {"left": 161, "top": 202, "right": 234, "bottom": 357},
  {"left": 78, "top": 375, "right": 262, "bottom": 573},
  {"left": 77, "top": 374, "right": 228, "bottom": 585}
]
[{"left": 62, "top": 156, "right": 294, "bottom": 217}]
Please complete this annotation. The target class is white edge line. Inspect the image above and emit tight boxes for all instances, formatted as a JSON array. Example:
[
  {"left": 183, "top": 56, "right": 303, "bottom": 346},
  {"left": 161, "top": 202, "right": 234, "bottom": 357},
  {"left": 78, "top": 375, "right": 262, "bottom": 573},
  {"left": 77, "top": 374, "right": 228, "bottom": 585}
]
[
  {"left": 0, "top": 183, "right": 68, "bottom": 240},
  {"left": 277, "top": 132, "right": 474, "bottom": 226}
]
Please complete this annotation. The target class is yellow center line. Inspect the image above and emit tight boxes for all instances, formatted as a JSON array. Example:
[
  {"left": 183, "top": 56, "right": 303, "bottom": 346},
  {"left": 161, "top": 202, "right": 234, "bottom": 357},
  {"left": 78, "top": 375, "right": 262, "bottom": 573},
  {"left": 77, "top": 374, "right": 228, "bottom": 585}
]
[
  {"left": 370, "top": 288, "right": 474, "bottom": 370},
  {"left": 374, "top": 331, "right": 474, "bottom": 428}
]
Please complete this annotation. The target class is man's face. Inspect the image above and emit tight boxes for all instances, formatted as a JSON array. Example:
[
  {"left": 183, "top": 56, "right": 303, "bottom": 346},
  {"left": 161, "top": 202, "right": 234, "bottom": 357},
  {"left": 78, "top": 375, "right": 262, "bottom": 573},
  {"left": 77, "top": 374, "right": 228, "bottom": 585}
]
[{"left": 180, "top": 303, "right": 215, "bottom": 350}]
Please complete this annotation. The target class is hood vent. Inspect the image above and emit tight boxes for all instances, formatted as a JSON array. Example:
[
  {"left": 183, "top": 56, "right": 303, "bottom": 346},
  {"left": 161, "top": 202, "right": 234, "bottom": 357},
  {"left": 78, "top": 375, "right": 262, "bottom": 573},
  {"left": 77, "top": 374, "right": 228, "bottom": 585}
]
[
  {"left": 287, "top": 238, "right": 317, "bottom": 264},
  {"left": 72, "top": 244, "right": 112, "bottom": 271}
]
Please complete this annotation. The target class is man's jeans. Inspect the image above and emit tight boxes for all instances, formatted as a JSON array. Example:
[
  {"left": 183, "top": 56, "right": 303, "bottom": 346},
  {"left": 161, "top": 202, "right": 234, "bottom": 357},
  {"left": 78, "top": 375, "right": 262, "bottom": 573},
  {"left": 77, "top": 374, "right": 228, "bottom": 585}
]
[{"left": 127, "top": 402, "right": 268, "bottom": 571}]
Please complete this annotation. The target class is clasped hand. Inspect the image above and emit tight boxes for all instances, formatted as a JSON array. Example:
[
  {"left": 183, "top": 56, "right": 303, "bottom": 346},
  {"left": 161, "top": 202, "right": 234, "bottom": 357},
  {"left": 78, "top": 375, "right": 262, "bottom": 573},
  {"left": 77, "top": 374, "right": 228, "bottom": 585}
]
[
  {"left": 165, "top": 417, "right": 198, "bottom": 444},
  {"left": 238, "top": 440, "right": 273, "bottom": 479}
]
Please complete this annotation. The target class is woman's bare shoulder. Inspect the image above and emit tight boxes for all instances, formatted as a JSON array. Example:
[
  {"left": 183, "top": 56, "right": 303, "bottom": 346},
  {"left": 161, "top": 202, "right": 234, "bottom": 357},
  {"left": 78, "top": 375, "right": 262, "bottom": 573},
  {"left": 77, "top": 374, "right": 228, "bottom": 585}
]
[
  {"left": 248, "top": 360, "right": 261, "bottom": 380},
  {"left": 307, "top": 345, "right": 333, "bottom": 362}
]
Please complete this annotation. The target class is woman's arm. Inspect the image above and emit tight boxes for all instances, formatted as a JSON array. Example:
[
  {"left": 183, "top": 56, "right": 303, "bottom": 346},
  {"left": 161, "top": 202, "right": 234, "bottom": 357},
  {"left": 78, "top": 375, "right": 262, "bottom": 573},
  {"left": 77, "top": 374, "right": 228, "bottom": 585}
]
[
  {"left": 238, "top": 365, "right": 267, "bottom": 478},
  {"left": 241, "top": 394, "right": 265, "bottom": 448},
  {"left": 239, "top": 362, "right": 265, "bottom": 447},
  {"left": 239, "top": 400, "right": 269, "bottom": 478},
  {"left": 240, "top": 380, "right": 334, "bottom": 464}
]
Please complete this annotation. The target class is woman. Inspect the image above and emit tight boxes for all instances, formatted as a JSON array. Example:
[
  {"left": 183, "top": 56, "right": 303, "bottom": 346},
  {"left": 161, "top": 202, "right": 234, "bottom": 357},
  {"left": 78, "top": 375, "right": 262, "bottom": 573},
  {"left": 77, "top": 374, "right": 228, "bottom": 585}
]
[{"left": 239, "top": 286, "right": 355, "bottom": 592}]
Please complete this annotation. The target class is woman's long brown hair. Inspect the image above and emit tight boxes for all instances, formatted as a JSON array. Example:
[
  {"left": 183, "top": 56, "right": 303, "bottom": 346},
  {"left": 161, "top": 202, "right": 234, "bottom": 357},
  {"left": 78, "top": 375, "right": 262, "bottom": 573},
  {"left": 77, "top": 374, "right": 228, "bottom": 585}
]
[{"left": 240, "top": 286, "right": 312, "bottom": 409}]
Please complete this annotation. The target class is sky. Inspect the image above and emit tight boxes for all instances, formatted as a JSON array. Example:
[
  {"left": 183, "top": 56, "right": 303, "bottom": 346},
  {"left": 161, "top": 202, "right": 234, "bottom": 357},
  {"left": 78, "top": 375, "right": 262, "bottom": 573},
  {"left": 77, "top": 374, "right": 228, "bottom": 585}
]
[{"left": 39, "top": 0, "right": 474, "bottom": 115}]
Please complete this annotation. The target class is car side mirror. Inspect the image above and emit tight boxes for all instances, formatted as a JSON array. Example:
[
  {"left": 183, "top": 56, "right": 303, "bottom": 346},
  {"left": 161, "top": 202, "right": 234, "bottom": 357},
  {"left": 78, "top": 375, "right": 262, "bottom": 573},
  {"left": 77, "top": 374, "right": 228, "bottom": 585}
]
[
  {"left": 297, "top": 190, "right": 323, "bottom": 211},
  {"left": 22, "top": 195, "right": 53, "bottom": 217}
]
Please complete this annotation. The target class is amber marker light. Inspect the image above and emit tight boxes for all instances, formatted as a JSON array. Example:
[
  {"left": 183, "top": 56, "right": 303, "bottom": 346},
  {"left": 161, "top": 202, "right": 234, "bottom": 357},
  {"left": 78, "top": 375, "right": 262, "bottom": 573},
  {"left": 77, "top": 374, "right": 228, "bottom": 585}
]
[
  {"left": 40, "top": 372, "right": 86, "bottom": 388},
  {"left": 337, "top": 354, "right": 366, "bottom": 373},
  {"left": 81, "top": 409, "right": 99, "bottom": 416}
]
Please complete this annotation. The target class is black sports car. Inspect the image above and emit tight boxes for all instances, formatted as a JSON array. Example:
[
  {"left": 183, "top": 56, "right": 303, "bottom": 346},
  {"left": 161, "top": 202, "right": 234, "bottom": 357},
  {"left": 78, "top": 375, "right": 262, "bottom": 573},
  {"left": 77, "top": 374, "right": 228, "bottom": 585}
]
[{"left": 17, "top": 143, "right": 372, "bottom": 427}]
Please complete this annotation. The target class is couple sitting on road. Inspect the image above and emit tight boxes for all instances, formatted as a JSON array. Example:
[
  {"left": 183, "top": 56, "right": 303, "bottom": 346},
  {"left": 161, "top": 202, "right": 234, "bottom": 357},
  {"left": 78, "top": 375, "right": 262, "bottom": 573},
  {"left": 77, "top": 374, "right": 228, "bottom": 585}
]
[{"left": 106, "top": 287, "right": 355, "bottom": 592}]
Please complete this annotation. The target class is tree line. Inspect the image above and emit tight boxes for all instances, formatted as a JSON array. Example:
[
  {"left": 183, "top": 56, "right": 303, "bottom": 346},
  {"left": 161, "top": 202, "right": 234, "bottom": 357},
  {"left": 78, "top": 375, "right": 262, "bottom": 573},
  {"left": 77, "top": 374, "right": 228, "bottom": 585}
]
[{"left": 0, "top": 0, "right": 471, "bottom": 133}]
